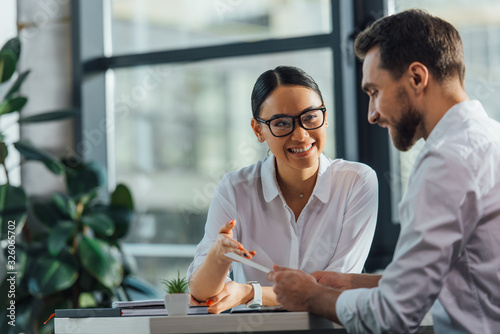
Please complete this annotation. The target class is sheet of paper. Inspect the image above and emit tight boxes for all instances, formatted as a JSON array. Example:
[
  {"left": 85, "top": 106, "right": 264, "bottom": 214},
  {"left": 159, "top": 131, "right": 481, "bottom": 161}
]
[{"left": 224, "top": 252, "right": 272, "bottom": 273}]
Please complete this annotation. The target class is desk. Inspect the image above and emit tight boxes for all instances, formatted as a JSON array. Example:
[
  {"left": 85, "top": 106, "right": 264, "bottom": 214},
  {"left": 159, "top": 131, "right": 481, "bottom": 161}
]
[{"left": 55, "top": 311, "right": 434, "bottom": 334}]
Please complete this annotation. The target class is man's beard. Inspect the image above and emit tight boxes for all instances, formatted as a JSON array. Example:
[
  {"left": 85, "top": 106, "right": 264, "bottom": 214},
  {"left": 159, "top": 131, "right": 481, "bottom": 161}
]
[{"left": 392, "top": 88, "right": 422, "bottom": 152}]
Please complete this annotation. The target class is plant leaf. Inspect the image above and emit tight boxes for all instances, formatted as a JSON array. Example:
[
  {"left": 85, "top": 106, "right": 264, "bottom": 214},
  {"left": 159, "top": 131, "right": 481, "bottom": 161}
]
[
  {"left": 161, "top": 271, "right": 188, "bottom": 293},
  {"left": 1, "top": 38, "right": 20, "bottom": 59},
  {"left": 48, "top": 221, "right": 77, "bottom": 256},
  {"left": 0, "top": 97, "right": 28, "bottom": 115},
  {"left": 52, "top": 193, "right": 77, "bottom": 220},
  {"left": 77, "top": 269, "right": 111, "bottom": 294},
  {"left": 108, "top": 206, "right": 134, "bottom": 240},
  {"left": 32, "top": 199, "right": 67, "bottom": 228},
  {"left": 0, "top": 49, "right": 17, "bottom": 83},
  {"left": 0, "top": 184, "right": 27, "bottom": 240},
  {"left": 27, "top": 252, "right": 78, "bottom": 298},
  {"left": 81, "top": 213, "right": 115, "bottom": 237},
  {"left": 0, "top": 141, "right": 8, "bottom": 162},
  {"left": 78, "top": 236, "right": 123, "bottom": 288},
  {"left": 14, "top": 140, "right": 65, "bottom": 175},
  {"left": 78, "top": 188, "right": 99, "bottom": 207},
  {"left": 10, "top": 245, "right": 31, "bottom": 295},
  {"left": 110, "top": 184, "right": 134, "bottom": 209},
  {"left": 4, "top": 70, "right": 30, "bottom": 100},
  {"left": 65, "top": 161, "right": 106, "bottom": 198},
  {"left": 23, "top": 241, "right": 48, "bottom": 256},
  {"left": 92, "top": 205, "right": 134, "bottom": 240},
  {"left": 18, "top": 109, "right": 80, "bottom": 123}
]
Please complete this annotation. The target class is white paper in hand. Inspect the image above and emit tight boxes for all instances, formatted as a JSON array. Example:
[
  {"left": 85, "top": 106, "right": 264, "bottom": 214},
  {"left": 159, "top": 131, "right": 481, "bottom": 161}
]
[{"left": 224, "top": 253, "right": 272, "bottom": 274}]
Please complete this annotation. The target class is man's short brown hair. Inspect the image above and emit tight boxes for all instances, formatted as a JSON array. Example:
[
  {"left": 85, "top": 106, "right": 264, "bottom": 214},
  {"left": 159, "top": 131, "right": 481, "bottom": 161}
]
[{"left": 354, "top": 9, "right": 465, "bottom": 84}]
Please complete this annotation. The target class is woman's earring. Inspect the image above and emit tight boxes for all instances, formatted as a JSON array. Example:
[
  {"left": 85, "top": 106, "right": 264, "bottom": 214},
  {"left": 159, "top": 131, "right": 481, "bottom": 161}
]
[{"left": 258, "top": 136, "right": 264, "bottom": 142}]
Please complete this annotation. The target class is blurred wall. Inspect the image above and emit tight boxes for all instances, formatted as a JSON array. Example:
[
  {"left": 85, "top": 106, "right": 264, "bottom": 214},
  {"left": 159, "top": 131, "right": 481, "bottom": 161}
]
[
  {"left": 17, "top": 0, "right": 74, "bottom": 196},
  {"left": 0, "top": 0, "right": 17, "bottom": 46}
]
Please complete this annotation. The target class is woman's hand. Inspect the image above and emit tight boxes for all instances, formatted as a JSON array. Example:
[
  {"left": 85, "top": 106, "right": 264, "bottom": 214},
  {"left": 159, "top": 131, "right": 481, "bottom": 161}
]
[
  {"left": 312, "top": 271, "right": 381, "bottom": 290},
  {"left": 311, "top": 271, "right": 351, "bottom": 290},
  {"left": 199, "top": 281, "right": 253, "bottom": 314},
  {"left": 210, "top": 219, "right": 256, "bottom": 264},
  {"left": 189, "top": 219, "right": 257, "bottom": 302}
]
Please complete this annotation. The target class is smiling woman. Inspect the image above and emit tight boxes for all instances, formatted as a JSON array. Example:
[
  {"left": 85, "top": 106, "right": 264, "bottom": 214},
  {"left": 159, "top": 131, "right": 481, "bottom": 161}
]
[
  {"left": 187, "top": 66, "right": 379, "bottom": 313},
  {"left": 252, "top": 85, "right": 327, "bottom": 188}
]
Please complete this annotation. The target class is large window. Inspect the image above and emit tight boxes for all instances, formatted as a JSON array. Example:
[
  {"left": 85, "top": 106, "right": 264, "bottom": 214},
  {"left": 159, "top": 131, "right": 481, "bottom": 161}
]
[{"left": 111, "top": 0, "right": 332, "bottom": 54}]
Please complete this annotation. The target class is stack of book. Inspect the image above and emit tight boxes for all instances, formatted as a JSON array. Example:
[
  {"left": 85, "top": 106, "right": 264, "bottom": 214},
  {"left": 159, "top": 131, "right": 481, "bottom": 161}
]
[
  {"left": 113, "top": 299, "right": 208, "bottom": 317},
  {"left": 55, "top": 299, "right": 208, "bottom": 318}
]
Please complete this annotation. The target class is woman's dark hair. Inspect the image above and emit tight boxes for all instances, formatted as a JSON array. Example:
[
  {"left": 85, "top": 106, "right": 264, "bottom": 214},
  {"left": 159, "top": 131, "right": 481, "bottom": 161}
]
[
  {"left": 354, "top": 9, "right": 465, "bottom": 84},
  {"left": 251, "top": 66, "right": 324, "bottom": 119}
]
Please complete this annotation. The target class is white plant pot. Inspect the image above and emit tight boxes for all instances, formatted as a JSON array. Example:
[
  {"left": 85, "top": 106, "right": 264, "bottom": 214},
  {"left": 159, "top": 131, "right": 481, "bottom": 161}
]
[{"left": 164, "top": 293, "right": 190, "bottom": 316}]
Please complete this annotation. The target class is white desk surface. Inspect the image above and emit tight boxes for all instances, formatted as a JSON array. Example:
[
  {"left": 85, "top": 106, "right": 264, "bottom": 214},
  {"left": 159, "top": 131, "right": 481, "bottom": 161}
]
[
  {"left": 55, "top": 312, "right": 337, "bottom": 334},
  {"left": 55, "top": 311, "right": 434, "bottom": 334}
]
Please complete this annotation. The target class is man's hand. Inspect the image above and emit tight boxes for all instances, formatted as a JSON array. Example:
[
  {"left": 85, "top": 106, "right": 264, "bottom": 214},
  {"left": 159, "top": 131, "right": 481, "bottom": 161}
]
[
  {"left": 194, "top": 281, "right": 253, "bottom": 314},
  {"left": 267, "top": 265, "right": 342, "bottom": 323},
  {"left": 266, "top": 265, "right": 318, "bottom": 312}
]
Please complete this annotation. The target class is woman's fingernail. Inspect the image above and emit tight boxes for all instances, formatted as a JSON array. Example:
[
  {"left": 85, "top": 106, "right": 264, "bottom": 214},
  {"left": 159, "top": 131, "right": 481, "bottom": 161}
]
[
  {"left": 206, "top": 299, "right": 214, "bottom": 306},
  {"left": 238, "top": 246, "right": 244, "bottom": 250}
]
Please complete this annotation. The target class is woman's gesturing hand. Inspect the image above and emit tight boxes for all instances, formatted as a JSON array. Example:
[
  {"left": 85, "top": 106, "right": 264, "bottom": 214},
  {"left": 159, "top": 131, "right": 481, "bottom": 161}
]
[
  {"left": 212, "top": 219, "right": 256, "bottom": 264},
  {"left": 192, "top": 281, "right": 253, "bottom": 314}
]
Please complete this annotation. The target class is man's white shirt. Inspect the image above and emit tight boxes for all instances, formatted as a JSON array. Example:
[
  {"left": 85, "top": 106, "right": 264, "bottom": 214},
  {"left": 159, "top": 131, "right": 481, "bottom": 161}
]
[{"left": 337, "top": 100, "right": 500, "bottom": 333}]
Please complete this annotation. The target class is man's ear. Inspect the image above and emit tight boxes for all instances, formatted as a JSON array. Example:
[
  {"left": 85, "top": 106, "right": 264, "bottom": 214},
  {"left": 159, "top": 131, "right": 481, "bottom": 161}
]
[
  {"left": 407, "top": 62, "right": 429, "bottom": 94},
  {"left": 251, "top": 118, "right": 265, "bottom": 142}
]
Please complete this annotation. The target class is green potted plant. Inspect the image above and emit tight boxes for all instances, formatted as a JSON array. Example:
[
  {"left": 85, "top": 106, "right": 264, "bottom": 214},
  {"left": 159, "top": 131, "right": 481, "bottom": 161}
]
[
  {"left": 0, "top": 37, "right": 137, "bottom": 334},
  {"left": 161, "top": 271, "right": 189, "bottom": 316}
]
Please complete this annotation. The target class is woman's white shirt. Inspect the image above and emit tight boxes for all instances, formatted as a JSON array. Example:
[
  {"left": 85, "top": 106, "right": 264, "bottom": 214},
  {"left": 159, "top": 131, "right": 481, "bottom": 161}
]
[{"left": 187, "top": 154, "right": 378, "bottom": 285}]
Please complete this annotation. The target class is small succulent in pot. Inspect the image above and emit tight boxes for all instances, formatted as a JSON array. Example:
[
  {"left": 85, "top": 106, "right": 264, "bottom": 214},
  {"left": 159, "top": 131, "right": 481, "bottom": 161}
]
[
  {"left": 161, "top": 271, "right": 189, "bottom": 294},
  {"left": 162, "top": 271, "right": 189, "bottom": 316}
]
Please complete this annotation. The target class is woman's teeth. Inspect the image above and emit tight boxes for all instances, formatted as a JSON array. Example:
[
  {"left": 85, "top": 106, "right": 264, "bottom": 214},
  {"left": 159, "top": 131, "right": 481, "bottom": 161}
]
[{"left": 290, "top": 144, "right": 313, "bottom": 153}]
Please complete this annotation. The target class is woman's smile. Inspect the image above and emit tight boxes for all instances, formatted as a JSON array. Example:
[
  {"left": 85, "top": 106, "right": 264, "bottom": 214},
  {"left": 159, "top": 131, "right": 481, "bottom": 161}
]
[{"left": 288, "top": 143, "right": 315, "bottom": 155}]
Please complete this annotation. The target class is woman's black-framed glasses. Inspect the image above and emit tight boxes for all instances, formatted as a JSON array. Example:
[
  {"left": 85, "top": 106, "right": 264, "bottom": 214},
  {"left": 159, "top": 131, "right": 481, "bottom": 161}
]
[{"left": 255, "top": 106, "right": 326, "bottom": 137}]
